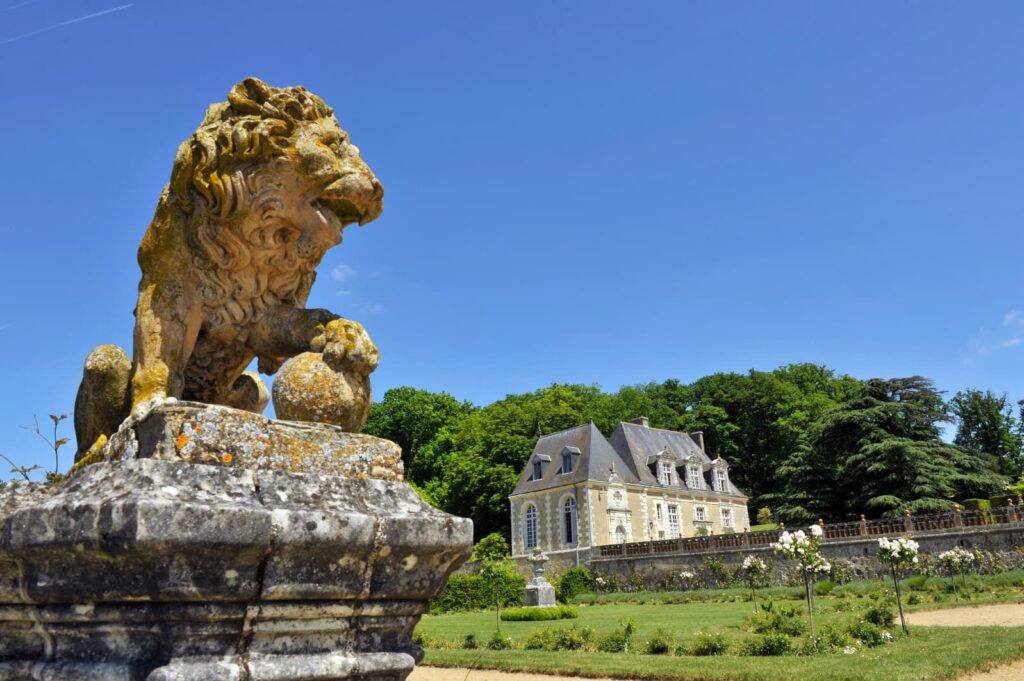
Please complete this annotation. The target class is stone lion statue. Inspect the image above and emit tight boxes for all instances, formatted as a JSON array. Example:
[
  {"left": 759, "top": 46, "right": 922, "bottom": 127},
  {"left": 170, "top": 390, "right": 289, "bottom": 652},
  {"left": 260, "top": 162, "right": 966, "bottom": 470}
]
[{"left": 73, "top": 77, "right": 383, "bottom": 461}]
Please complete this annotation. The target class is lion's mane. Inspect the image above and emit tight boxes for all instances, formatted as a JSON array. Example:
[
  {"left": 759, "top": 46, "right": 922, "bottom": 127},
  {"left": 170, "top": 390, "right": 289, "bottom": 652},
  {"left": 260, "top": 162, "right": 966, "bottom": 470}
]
[{"left": 156, "top": 78, "right": 342, "bottom": 332}]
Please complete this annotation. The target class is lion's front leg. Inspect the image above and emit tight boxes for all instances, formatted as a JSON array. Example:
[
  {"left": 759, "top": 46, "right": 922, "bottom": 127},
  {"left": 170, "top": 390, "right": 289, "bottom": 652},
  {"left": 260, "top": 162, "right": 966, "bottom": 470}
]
[
  {"left": 247, "top": 306, "right": 339, "bottom": 371},
  {"left": 131, "top": 282, "right": 202, "bottom": 416}
]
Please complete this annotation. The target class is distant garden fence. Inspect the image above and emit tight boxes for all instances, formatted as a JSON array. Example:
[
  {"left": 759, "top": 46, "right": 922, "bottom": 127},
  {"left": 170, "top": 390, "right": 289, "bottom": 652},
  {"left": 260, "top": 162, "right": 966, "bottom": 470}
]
[{"left": 596, "top": 503, "right": 1024, "bottom": 558}]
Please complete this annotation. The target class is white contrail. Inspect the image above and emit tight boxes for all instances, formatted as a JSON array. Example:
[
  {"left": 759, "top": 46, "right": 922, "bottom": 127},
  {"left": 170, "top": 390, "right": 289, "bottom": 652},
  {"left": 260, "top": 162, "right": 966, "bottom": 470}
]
[
  {"left": 0, "top": 3, "right": 133, "bottom": 45},
  {"left": 3, "top": 1, "right": 44, "bottom": 13}
]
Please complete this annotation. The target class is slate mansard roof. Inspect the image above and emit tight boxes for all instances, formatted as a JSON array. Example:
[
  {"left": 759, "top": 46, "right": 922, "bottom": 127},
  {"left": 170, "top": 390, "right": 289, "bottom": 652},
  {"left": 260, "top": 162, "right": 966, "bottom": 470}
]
[{"left": 510, "top": 420, "right": 748, "bottom": 498}]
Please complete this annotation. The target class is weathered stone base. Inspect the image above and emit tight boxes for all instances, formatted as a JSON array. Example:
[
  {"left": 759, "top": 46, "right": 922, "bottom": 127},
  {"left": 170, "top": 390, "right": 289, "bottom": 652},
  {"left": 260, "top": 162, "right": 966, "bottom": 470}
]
[
  {"left": 523, "top": 579, "right": 556, "bottom": 607},
  {"left": 0, "top": 415, "right": 472, "bottom": 681}
]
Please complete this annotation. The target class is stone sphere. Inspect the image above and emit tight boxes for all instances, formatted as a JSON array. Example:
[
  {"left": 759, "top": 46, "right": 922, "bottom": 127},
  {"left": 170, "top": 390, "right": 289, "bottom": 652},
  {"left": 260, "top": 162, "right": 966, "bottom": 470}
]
[{"left": 272, "top": 352, "right": 372, "bottom": 432}]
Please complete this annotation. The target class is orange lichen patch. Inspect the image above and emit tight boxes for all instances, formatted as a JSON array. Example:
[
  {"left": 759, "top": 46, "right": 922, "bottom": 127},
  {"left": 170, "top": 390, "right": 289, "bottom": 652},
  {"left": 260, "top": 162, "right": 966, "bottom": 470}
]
[
  {"left": 175, "top": 433, "right": 191, "bottom": 450},
  {"left": 222, "top": 453, "right": 233, "bottom": 463}
]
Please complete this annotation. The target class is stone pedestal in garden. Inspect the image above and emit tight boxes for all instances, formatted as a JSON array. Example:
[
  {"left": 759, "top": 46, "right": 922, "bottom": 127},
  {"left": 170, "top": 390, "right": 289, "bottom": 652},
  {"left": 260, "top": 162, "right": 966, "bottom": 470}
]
[
  {"left": 523, "top": 550, "right": 556, "bottom": 608},
  {"left": 0, "top": 403, "right": 473, "bottom": 681}
]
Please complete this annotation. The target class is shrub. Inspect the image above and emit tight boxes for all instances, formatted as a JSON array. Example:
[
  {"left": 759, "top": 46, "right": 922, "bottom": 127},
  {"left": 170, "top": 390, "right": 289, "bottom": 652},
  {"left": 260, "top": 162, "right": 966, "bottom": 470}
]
[
  {"left": 744, "top": 632, "right": 792, "bottom": 656},
  {"left": 907, "top": 593, "right": 922, "bottom": 605},
  {"left": 748, "top": 603, "right": 806, "bottom": 637},
  {"left": 471, "top": 532, "right": 510, "bottom": 563},
  {"left": 411, "top": 630, "right": 433, "bottom": 648},
  {"left": 818, "top": 624, "right": 853, "bottom": 652},
  {"left": 554, "top": 625, "right": 595, "bottom": 651},
  {"left": 524, "top": 625, "right": 596, "bottom": 651},
  {"left": 847, "top": 620, "right": 885, "bottom": 647},
  {"left": 462, "top": 634, "right": 478, "bottom": 649},
  {"left": 757, "top": 507, "right": 774, "bottom": 525},
  {"left": 703, "top": 558, "right": 730, "bottom": 587},
  {"left": 961, "top": 498, "right": 991, "bottom": 510},
  {"left": 524, "top": 628, "right": 559, "bottom": 650},
  {"left": 863, "top": 606, "right": 895, "bottom": 628},
  {"left": 813, "top": 580, "right": 835, "bottom": 596},
  {"left": 687, "top": 632, "right": 728, "bottom": 656},
  {"left": 487, "top": 632, "right": 514, "bottom": 650},
  {"left": 597, "top": 630, "right": 629, "bottom": 653},
  {"left": 500, "top": 605, "right": 577, "bottom": 621},
  {"left": 556, "top": 567, "right": 595, "bottom": 603},
  {"left": 644, "top": 628, "right": 675, "bottom": 655}
]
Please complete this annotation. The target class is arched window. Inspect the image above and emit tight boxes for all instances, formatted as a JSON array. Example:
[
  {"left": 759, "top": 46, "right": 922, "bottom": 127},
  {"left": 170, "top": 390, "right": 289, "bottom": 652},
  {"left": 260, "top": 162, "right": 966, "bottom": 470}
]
[
  {"left": 524, "top": 504, "right": 538, "bottom": 550},
  {"left": 615, "top": 524, "right": 627, "bottom": 544},
  {"left": 563, "top": 497, "right": 577, "bottom": 545}
]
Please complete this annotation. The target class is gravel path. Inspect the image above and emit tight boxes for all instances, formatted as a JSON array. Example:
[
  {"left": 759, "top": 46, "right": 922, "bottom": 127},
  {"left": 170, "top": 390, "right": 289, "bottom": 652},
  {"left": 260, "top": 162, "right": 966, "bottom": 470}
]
[
  {"left": 410, "top": 670, "right": 615, "bottom": 681},
  {"left": 412, "top": 603, "right": 1024, "bottom": 681},
  {"left": 906, "top": 602, "right": 1024, "bottom": 627}
]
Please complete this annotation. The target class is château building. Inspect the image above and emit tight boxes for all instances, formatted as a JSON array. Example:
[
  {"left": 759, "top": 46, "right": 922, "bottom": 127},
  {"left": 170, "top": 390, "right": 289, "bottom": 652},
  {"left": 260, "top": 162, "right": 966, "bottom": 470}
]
[{"left": 509, "top": 417, "right": 750, "bottom": 560}]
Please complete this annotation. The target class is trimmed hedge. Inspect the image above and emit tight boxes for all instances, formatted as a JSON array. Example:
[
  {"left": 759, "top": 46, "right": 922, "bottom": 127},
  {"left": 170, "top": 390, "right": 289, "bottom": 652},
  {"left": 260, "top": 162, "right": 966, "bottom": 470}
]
[
  {"left": 500, "top": 605, "right": 578, "bottom": 621},
  {"left": 430, "top": 561, "right": 525, "bottom": 613},
  {"left": 961, "top": 498, "right": 991, "bottom": 510}
]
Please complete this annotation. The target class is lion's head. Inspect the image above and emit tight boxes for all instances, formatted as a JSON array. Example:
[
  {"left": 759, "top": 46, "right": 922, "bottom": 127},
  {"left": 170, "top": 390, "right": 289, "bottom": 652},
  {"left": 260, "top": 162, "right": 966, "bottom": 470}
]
[{"left": 160, "top": 77, "right": 383, "bottom": 330}]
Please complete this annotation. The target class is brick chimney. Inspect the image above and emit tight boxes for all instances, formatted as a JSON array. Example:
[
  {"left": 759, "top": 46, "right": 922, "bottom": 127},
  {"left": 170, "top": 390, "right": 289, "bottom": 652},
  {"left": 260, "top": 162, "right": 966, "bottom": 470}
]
[{"left": 690, "top": 431, "right": 705, "bottom": 451}]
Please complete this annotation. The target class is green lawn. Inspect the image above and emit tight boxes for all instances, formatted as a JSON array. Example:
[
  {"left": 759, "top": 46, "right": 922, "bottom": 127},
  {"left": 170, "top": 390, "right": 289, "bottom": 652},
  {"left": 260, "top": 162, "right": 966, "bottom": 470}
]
[{"left": 415, "top": 589, "right": 1024, "bottom": 680}]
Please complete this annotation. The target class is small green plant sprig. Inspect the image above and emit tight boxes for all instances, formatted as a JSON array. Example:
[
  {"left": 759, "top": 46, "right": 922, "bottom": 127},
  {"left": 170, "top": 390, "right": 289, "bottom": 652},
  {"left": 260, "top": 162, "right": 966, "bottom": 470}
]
[{"left": 21, "top": 413, "right": 70, "bottom": 483}]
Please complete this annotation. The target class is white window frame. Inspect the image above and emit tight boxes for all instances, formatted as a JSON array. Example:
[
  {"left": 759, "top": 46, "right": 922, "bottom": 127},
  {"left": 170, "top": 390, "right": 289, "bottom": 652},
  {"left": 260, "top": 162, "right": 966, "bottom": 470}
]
[
  {"left": 525, "top": 504, "right": 538, "bottom": 549},
  {"left": 667, "top": 504, "right": 680, "bottom": 539},
  {"left": 687, "top": 465, "right": 703, "bottom": 489},
  {"left": 658, "top": 461, "right": 674, "bottom": 486},
  {"left": 694, "top": 505, "right": 708, "bottom": 523},
  {"left": 562, "top": 497, "right": 577, "bottom": 545},
  {"left": 615, "top": 525, "right": 627, "bottom": 544},
  {"left": 715, "top": 468, "right": 727, "bottom": 492},
  {"left": 721, "top": 507, "right": 733, "bottom": 529},
  {"left": 655, "top": 503, "right": 663, "bottom": 521}
]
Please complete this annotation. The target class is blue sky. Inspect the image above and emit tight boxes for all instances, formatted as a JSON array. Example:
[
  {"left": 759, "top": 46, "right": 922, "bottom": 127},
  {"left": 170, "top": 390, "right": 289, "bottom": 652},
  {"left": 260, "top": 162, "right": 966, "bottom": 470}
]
[{"left": 1, "top": 1, "right": 1022, "bottom": 475}]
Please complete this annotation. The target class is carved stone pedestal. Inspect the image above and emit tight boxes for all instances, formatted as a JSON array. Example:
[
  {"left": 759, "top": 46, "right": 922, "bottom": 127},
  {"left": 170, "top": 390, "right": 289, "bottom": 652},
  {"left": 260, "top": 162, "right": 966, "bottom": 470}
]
[
  {"left": 0, "top": 404, "right": 472, "bottom": 681},
  {"left": 523, "top": 550, "right": 556, "bottom": 608}
]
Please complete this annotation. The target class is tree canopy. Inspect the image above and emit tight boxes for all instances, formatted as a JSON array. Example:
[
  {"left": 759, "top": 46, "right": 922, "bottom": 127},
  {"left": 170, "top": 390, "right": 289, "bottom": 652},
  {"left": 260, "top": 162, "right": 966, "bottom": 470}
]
[{"left": 362, "top": 366, "right": 1012, "bottom": 540}]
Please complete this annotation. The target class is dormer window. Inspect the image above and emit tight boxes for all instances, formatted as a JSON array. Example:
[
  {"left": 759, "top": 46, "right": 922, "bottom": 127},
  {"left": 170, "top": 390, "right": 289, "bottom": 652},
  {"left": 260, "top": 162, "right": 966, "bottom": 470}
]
[
  {"left": 715, "top": 468, "right": 727, "bottom": 492},
  {"left": 561, "top": 451, "right": 573, "bottom": 474},
  {"left": 687, "top": 465, "right": 702, "bottom": 489},
  {"left": 658, "top": 461, "right": 675, "bottom": 486},
  {"left": 532, "top": 460, "right": 543, "bottom": 481}
]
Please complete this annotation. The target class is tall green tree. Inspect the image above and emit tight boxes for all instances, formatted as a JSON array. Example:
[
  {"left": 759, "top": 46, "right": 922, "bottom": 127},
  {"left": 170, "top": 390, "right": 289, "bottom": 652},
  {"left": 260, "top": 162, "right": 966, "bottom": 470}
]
[
  {"left": 949, "top": 389, "right": 1023, "bottom": 477},
  {"left": 362, "top": 387, "right": 475, "bottom": 482},
  {"left": 681, "top": 364, "right": 859, "bottom": 509},
  {"left": 775, "top": 377, "right": 1006, "bottom": 521}
]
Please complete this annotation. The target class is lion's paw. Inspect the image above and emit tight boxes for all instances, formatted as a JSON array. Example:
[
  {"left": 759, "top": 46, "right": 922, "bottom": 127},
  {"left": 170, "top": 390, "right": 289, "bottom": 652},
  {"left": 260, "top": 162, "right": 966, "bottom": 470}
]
[{"left": 313, "top": 318, "right": 380, "bottom": 375}]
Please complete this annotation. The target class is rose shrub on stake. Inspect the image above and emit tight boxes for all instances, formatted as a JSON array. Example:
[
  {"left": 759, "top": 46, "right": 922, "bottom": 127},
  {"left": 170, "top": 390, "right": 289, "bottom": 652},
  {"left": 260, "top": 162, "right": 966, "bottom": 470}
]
[
  {"left": 741, "top": 555, "right": 768, "bottom": 613},
  {"left": 878, "top": 536, "right": 919, "bottom": 635},
  {"left": 937, "top": 547, "right": 974, "bottom": 595},
  {"left": 771, "top": 524, "right": 829, "bottom": 644}
]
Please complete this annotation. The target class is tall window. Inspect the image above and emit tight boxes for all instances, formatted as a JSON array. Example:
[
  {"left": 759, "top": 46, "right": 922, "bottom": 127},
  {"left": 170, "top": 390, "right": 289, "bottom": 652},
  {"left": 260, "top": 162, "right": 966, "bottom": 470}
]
[
  {"left": 532, "top": 460, "right": 542, "bottom": 481},
  {"left": 721, "top": 507, "right": 733, "bottom": 529},
  {"left": 687, "top": 465, "right": 702, "bottom": 489},
  {"left": 561, "top": 451, "right": 573, "bottom": 474},
  {"left": 563, "top": 497, "right": 577, "bottom": 544},
  {"left": 715, "top": 469, "right": 727, "bottom": 492},
  {"left": 694, "top": 505, "right": 707, "bottom": 522},
  {"left": 655, "top": 503, "right": 663, "bottom": 521},
  {"left": 525, "top": 504, "right": 538, "bottom": 549},
  {"left": 658, "top": 461, "right": 674, "bottom": 485},
  {"left": 667, "top": 505, "right": 680, "bottom": 539},
  {"left": 615, "top": 525, "right": 627, "bottom": 544}
]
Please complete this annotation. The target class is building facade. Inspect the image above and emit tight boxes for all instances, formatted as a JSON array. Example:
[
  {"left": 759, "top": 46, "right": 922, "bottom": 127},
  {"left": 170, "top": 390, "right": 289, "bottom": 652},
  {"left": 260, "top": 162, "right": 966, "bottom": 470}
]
[{"left": 509, "top": 418, "right": 750, "bottom": 560}]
